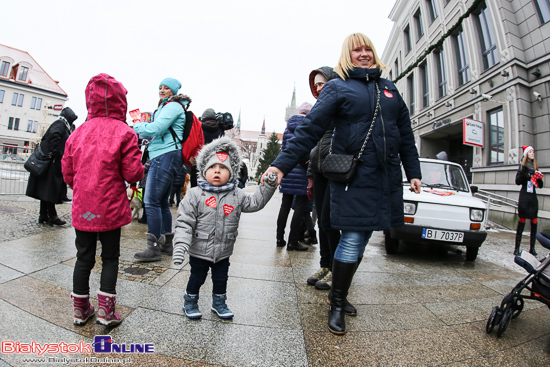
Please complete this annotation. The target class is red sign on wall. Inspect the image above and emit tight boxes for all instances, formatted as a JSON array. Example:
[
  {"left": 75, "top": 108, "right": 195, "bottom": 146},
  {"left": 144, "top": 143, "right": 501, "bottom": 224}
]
[{"left": 53, "top": 105, "right": 63, "bottom": 111}]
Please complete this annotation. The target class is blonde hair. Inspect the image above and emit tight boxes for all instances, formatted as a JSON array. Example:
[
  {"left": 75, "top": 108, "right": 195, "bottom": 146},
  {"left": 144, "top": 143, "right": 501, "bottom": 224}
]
[
  {"left": 522, "top": 153, "right": 538, "bottom": 171},
  {"left": 334, "top": 33, "right": 387, "bottom": 80}
]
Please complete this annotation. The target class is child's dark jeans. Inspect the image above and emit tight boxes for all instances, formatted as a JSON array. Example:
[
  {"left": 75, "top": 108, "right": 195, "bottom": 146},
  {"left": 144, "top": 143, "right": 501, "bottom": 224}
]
[
  {"left": 186, "top": 256, "right": 230, "bottom": 295},
  {"left": 73, "top": 228, "right": 121, "bottom": 295}
]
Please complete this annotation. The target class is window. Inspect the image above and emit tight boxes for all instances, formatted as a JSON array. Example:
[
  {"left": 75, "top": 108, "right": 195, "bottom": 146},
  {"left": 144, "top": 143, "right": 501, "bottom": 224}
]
[
  {"left": 27, "top": 120, "right": 33, "bottom": 132},
  {"left": 33, "top": 121, "right": 38, "bottom": 133},
  {"left": 535, "top": 0, "right": 550, "bottom": 23},
  {"left": 408, "top": 74, "right": 415, "bottom": 116},
  {"left": 454, "top": 28, "right": 470, "bottom": 86},
  {"left": 12, "top": 92, "right": 18, "bottom": 106},
  {"left": 17, "top": 66, "right": 29, "bottom": 81},
  {"left": 426, "top": 0, "right": 438, "bottom": 24},
  {"left": 31, "top": 96, "right": 37, "bottom": 109},
  {"left": 394, "top": 58, "right": 399, "bottom": 76},
  {"left": 475, "top": 4, "right": 499, "bottom": 70},
  {"left": 435, "top": 48, "right": 447, "bottom": 98},
  {"left": 420, "top": 63, "right": 429, "bottom": 108},
  {"left": 404, "top": 25, "right": 412, "bottom": 53},
  {"left": 8, "top": 117, "right": 13, "bottom": 130},
  {"left": 17, "top": 94, "right": 24, "bottom": 107},
  {"left": 489, "top": 108, "right": 504, "bottom": 164},
  {"left": 414, "top": 9, "right": 424, "bottom": 40},
  {"left": 0, "top": 61, "right": 9, "bottom": 77},
  {"left": 13, "top": 118, "right": 19, "bottom": 131},
  {"left": 0, "top": 89, "right": 4, "bottom": 103},
  {"left": 36, "top": 98, "right": 42, "bottom": 110},
  {"left": 389, "top": 70, "right": 393, "bottom": 80}
]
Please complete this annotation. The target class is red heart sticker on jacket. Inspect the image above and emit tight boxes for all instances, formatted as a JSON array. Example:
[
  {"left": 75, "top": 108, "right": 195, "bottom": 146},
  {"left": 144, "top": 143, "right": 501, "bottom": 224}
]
[
  {"left": 384, "top": 90, "right": 393, "bottom": 98},
  {"left": 205, "top": 196, "right": 217, "bottom": 208},
  {"left": 216, "top": 152, "right": 228, "bottom": 162},
  {"left": 223, "top": 204, "right": 234, "bottom": 216}
]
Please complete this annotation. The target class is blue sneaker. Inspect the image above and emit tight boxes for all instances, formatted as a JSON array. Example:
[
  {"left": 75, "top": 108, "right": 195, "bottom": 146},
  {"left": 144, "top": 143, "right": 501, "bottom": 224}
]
[
  {"left": 211, "top": 294, "right": 234, "bottom": 319},
  {"left": 183, "top": 293, "right": 202, "bottom": 319}
]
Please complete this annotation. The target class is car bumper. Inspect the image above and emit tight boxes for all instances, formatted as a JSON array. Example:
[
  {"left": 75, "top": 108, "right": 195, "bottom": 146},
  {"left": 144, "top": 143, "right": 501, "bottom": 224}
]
[{"left": 388, "top": 225, "right": 487, "bottom": 247}]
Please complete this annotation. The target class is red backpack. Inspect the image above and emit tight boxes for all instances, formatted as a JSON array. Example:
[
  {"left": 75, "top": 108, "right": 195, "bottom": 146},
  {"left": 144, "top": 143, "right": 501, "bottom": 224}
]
[{"left": 168, "top": 102, "right": 205, "bottom": 166}]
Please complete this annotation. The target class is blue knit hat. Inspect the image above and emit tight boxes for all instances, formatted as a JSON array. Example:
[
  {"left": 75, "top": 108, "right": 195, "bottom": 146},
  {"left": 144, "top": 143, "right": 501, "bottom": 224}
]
[{"left": 159, "top": 78, "right": 181, "bottom": 95}]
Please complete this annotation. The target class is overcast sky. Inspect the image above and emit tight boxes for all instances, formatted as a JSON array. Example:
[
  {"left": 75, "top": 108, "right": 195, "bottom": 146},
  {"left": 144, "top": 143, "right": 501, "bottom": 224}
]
[{"left": 2, "top": 0, "right": 396, "bottom": 134}]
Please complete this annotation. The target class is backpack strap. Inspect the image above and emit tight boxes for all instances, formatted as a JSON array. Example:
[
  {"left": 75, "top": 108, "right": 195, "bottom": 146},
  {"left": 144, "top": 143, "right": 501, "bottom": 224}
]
[{"left": 167, "top": 101, "right": 188, "bottom": 149}]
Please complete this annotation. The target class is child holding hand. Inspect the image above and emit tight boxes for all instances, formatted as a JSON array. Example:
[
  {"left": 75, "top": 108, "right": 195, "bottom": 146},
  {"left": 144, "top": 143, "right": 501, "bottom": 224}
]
[{"left": 172, "top": 137, "right": 277, "bottom": 319}]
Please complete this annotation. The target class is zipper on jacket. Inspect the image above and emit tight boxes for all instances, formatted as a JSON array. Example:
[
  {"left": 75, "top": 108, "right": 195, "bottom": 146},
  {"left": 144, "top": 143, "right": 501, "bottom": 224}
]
[
  {"left": 317, "top": 136, "right": 324, "bottom": 172},
  {"left": 380, "top": 102, "right": 386, "bottom": 162}
]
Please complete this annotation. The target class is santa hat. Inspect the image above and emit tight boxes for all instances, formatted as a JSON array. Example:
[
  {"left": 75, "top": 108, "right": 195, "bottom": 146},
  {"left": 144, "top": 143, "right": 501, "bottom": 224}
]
[{"left": 522, "top": 145, "right": 534, "bottom": 157}]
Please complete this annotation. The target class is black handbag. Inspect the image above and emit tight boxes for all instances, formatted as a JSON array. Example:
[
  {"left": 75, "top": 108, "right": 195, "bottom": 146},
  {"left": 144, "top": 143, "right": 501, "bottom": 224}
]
[
  {"left": 24, "top": 146, "right": 52, "bottom": 177},
  {"left": 322, "top": 83, "right": 380, "bottom": 186}
]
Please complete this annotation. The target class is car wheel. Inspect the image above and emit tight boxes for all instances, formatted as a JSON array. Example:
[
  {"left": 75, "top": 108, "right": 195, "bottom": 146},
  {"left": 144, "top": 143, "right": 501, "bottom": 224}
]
[
  {"left": 466, "top": 246, "right": 479, "bottom": 261},
  {"left": 384, "top": 230, "right": 399, "bottom": 254}
]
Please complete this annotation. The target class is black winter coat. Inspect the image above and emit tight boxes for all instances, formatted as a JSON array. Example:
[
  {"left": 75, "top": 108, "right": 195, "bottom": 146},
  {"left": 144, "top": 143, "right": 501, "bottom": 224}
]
[
  {"left": 272, "top": 67, "right": 421, "bottom": 231},
  {"left": 201, "top": 119, "right": 225, "bottom": 144},
  {"left": 515, "top": 164, "right": 543, "bottom": 219},
  {"left": 26, "top": 107, "right": 77, "bottom": 203}
]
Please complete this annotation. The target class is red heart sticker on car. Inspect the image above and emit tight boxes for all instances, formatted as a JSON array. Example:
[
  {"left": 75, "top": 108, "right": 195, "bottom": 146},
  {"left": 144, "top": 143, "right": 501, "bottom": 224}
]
[
  {"left": 216, "top": 152, "right": 228, "bottom": 162},
  {"left": 205, "top": 196, "right": 217, "bottom": 208},
  {"left": 384, "top": 90, "right": 393, "bottom": 98},
  {"left": 223, "top": 204, "right": 234, "bottom": 216}
]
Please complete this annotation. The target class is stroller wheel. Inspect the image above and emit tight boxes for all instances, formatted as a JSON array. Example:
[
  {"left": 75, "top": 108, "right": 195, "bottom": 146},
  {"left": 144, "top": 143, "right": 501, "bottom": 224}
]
[
  {"left": 486, "top": 306, "right": 499, "bottom": 333},
  {"left": 497, "top": 307, "right": 513, "bottom": 337},
  {"left": 511, "top": 298, "right": 524, "bottom": 320}
]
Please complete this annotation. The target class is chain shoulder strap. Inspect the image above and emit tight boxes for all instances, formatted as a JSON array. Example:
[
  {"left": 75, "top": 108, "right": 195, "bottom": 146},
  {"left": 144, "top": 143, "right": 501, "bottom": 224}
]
[{"left": 329, "top": 82, "right": 381, "bottom": 157}]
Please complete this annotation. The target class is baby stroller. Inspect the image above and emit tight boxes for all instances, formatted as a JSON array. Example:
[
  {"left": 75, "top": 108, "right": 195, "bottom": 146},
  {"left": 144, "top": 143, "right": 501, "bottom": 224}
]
[{"left": 486, "top": 232, "right": 550, "bottom": 337}]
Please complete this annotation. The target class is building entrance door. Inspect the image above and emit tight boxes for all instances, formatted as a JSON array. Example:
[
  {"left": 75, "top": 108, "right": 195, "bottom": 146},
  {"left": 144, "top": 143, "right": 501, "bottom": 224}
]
[{"left": 448, "top": 134, "right": 473, "bottom": 183}]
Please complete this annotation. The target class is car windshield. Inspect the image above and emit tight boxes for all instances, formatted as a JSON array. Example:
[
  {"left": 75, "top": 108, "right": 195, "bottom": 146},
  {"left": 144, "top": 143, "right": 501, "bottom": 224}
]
[{"left": 402, "top": 161, "right": 469, "bottom": 192}]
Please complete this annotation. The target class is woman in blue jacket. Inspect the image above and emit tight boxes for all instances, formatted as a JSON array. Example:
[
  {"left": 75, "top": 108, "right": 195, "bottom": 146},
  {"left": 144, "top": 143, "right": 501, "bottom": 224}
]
[
  {"left": 263, "top": 33, "right": 422, "bottom": 335},
  {"left": 133, "top": 78, "right": 188, "bottom": 262}
]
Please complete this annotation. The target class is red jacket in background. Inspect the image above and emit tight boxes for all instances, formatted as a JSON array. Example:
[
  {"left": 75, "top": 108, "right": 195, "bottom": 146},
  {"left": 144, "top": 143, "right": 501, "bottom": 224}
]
[{"left": 62, "top": 73, "right": 144, "bottom": 232}]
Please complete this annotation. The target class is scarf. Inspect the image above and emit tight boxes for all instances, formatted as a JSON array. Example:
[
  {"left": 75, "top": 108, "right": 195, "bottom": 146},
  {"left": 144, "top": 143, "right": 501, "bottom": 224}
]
[
  {"left": 59, "top": 116, "right": 71, "bottom": 133},
  {"left": 197, "top": 179, "right": 236, "bottom": 193}
]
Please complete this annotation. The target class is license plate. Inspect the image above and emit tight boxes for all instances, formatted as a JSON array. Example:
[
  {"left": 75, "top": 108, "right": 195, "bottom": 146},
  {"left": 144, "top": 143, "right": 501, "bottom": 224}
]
[{"left": 422, "top": 228, "right": 464, "bottom": 243}]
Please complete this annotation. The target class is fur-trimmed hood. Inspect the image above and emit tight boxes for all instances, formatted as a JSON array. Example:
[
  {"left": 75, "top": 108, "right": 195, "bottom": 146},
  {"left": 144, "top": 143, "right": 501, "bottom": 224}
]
[
  {"left": 164, "top": 94, "right": 192, "bottom": 106},
  {"left": 196, "top": 137, "right": 242, "bottom": 182}
]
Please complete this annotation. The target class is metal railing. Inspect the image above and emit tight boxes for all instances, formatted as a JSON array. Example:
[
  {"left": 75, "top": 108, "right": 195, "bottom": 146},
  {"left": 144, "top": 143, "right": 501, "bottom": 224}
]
[
  {"left": 0, "top": 145, "right": 33, "bottom": 195},
  {"left": 474, "top": 188, "right": 518, "bottom": 227}
]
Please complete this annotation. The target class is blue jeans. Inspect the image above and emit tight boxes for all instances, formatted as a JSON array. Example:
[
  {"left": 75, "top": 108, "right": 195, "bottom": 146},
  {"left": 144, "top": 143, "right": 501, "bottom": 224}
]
[
  {"left": 334, "top": 230, "right": 373, "bottom": 263},
  {"left": 144, "top": 150, "right": 183, "bottom": 238},
  {"left": 186, "top": 256, "right": 230, "bottom": 295}
]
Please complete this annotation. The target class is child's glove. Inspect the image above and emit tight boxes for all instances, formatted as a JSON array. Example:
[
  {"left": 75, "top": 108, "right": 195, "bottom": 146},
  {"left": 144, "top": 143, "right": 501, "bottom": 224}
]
[
  {"left": 172, "top": 246, "right": 188, "bottom": 266},
  {"left": 265, "top": 172, "right": 278, "bottom": 186},
  {"left": 532, "top": 170, "right": 544, "bottom": 188}
]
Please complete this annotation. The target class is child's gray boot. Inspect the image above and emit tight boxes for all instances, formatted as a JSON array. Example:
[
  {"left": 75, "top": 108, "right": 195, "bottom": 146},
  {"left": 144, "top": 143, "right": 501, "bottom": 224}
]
[
  {"left": 183, "top": 293, "right": 202, "bottom": 319},
  {"left": 160, "top": 232, "right": 174, "bottom": 255},
  {"left": 211, "top": 294, "right": 234, "bottom": 319},
  {"left": 134, "top": 233, "right": 162, "bottom": 262}
]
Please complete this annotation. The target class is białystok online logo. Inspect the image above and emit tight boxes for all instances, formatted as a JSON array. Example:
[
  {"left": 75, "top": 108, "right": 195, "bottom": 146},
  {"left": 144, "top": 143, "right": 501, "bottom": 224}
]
[{"left": 1, "top": 336, "right": 154, "bottom": 355}]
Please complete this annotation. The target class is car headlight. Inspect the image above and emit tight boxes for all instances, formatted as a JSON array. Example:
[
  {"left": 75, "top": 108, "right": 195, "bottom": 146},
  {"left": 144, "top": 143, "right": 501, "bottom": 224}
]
[
  {"left": 470, "top": 208, "right": 484, "bottom": 222},
  {"left": 403, "top": 201, "right": 417, "bottom": 215}
]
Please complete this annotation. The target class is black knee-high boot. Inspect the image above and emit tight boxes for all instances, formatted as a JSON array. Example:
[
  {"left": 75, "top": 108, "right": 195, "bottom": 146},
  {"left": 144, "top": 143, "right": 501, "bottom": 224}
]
[
  {"left": 328, "top": 260, "right": 357, "bottom": 335},
  {"left": 530, "top": 222, "right": 538, "bottom": 257},
  {"left": 515, "top": 221, "right": 525, "bottom": 255}
]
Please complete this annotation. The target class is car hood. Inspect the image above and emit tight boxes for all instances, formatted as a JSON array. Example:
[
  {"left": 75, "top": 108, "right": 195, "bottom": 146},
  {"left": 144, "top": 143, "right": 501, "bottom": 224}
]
[{"left": 403, "top": 187, "right": 487, "bottom": 209}]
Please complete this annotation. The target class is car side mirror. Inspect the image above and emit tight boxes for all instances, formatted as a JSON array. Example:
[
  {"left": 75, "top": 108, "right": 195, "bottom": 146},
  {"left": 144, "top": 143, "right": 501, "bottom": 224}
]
[{"left": 470, "top": 185, "right": 478, "bottom": 194}]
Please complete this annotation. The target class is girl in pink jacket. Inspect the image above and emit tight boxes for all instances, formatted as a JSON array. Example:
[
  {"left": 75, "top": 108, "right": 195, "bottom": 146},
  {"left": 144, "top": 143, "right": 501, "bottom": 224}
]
[{"left": 62, "top": 74, "right": 144, "bottom": 326}]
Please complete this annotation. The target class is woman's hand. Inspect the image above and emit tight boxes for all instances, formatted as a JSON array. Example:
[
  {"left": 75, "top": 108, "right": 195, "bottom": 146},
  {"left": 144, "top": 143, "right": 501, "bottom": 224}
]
[
  {"left": 261, "top": 166, "right": 283, "bottom": 186},
  {"left": 410, "top": 178, "right": 421, "bottom": 194}
]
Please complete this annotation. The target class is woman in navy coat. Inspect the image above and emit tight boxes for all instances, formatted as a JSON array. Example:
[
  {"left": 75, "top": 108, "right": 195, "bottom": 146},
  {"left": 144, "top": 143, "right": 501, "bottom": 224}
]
[{"left": 262, "top": 33, "right": 422, "bottom": 335}]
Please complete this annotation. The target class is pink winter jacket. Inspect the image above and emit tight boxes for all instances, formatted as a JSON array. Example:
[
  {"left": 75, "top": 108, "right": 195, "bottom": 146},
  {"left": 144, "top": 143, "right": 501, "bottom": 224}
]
[{"left": 62, "top": 74, "right": 144, "bottom": 232}]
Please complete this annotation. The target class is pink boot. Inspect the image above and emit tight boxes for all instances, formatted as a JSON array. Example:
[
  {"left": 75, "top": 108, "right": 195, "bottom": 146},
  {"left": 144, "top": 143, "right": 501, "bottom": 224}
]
[
  {"left": 71, "top": 293, "right": 95, "bottom": 325},
  {"left": 96, "top": 290, "right": 122, "bottom": 326}
]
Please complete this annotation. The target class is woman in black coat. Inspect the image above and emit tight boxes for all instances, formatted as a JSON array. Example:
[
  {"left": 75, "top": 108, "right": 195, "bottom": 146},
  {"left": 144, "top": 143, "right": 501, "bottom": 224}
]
[
  {"left": 26, "top": 107, "right": 77, "bottom": 225},
  {"left": 262, "top": 33, "right": 421, "bottom": 335},
  {"left": 514, "top": 145, "right": 544, "bottom": 256}
]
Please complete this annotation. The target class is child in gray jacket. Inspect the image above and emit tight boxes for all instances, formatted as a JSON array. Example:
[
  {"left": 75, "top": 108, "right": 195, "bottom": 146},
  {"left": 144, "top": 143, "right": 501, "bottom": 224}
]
[{"left": 173, "top": 137, "right": 277, "bottom": 319}]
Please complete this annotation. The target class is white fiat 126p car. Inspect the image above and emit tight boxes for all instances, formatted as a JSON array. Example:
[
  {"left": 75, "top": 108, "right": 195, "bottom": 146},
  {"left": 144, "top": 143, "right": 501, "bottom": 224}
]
[{"left": 384, "top": 158, "right": 488, "bottom": 261}]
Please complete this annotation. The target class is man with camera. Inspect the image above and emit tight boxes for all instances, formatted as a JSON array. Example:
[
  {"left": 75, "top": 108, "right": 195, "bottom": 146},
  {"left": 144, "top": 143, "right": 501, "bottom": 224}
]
[{"left": 189, "top": 108, "right": 234, "bottom": 187}]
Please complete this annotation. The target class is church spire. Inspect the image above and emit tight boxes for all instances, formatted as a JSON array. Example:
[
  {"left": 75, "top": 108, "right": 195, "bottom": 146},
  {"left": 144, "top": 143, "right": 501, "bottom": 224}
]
[
  {"left": 290, "top": 83, "right": 296, "bottom": 107},
  {"left": 237, "top": 108, "right": 241, "bottom": 130},
  {"left": 261, "top": 116, "right": 266, "bottom": 135}
]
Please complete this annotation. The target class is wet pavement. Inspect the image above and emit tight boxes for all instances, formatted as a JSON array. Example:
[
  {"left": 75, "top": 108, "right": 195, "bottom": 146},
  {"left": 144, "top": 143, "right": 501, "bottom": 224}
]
[{"left": 0, "top": 187, "right": 549, "bottom": 366}]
